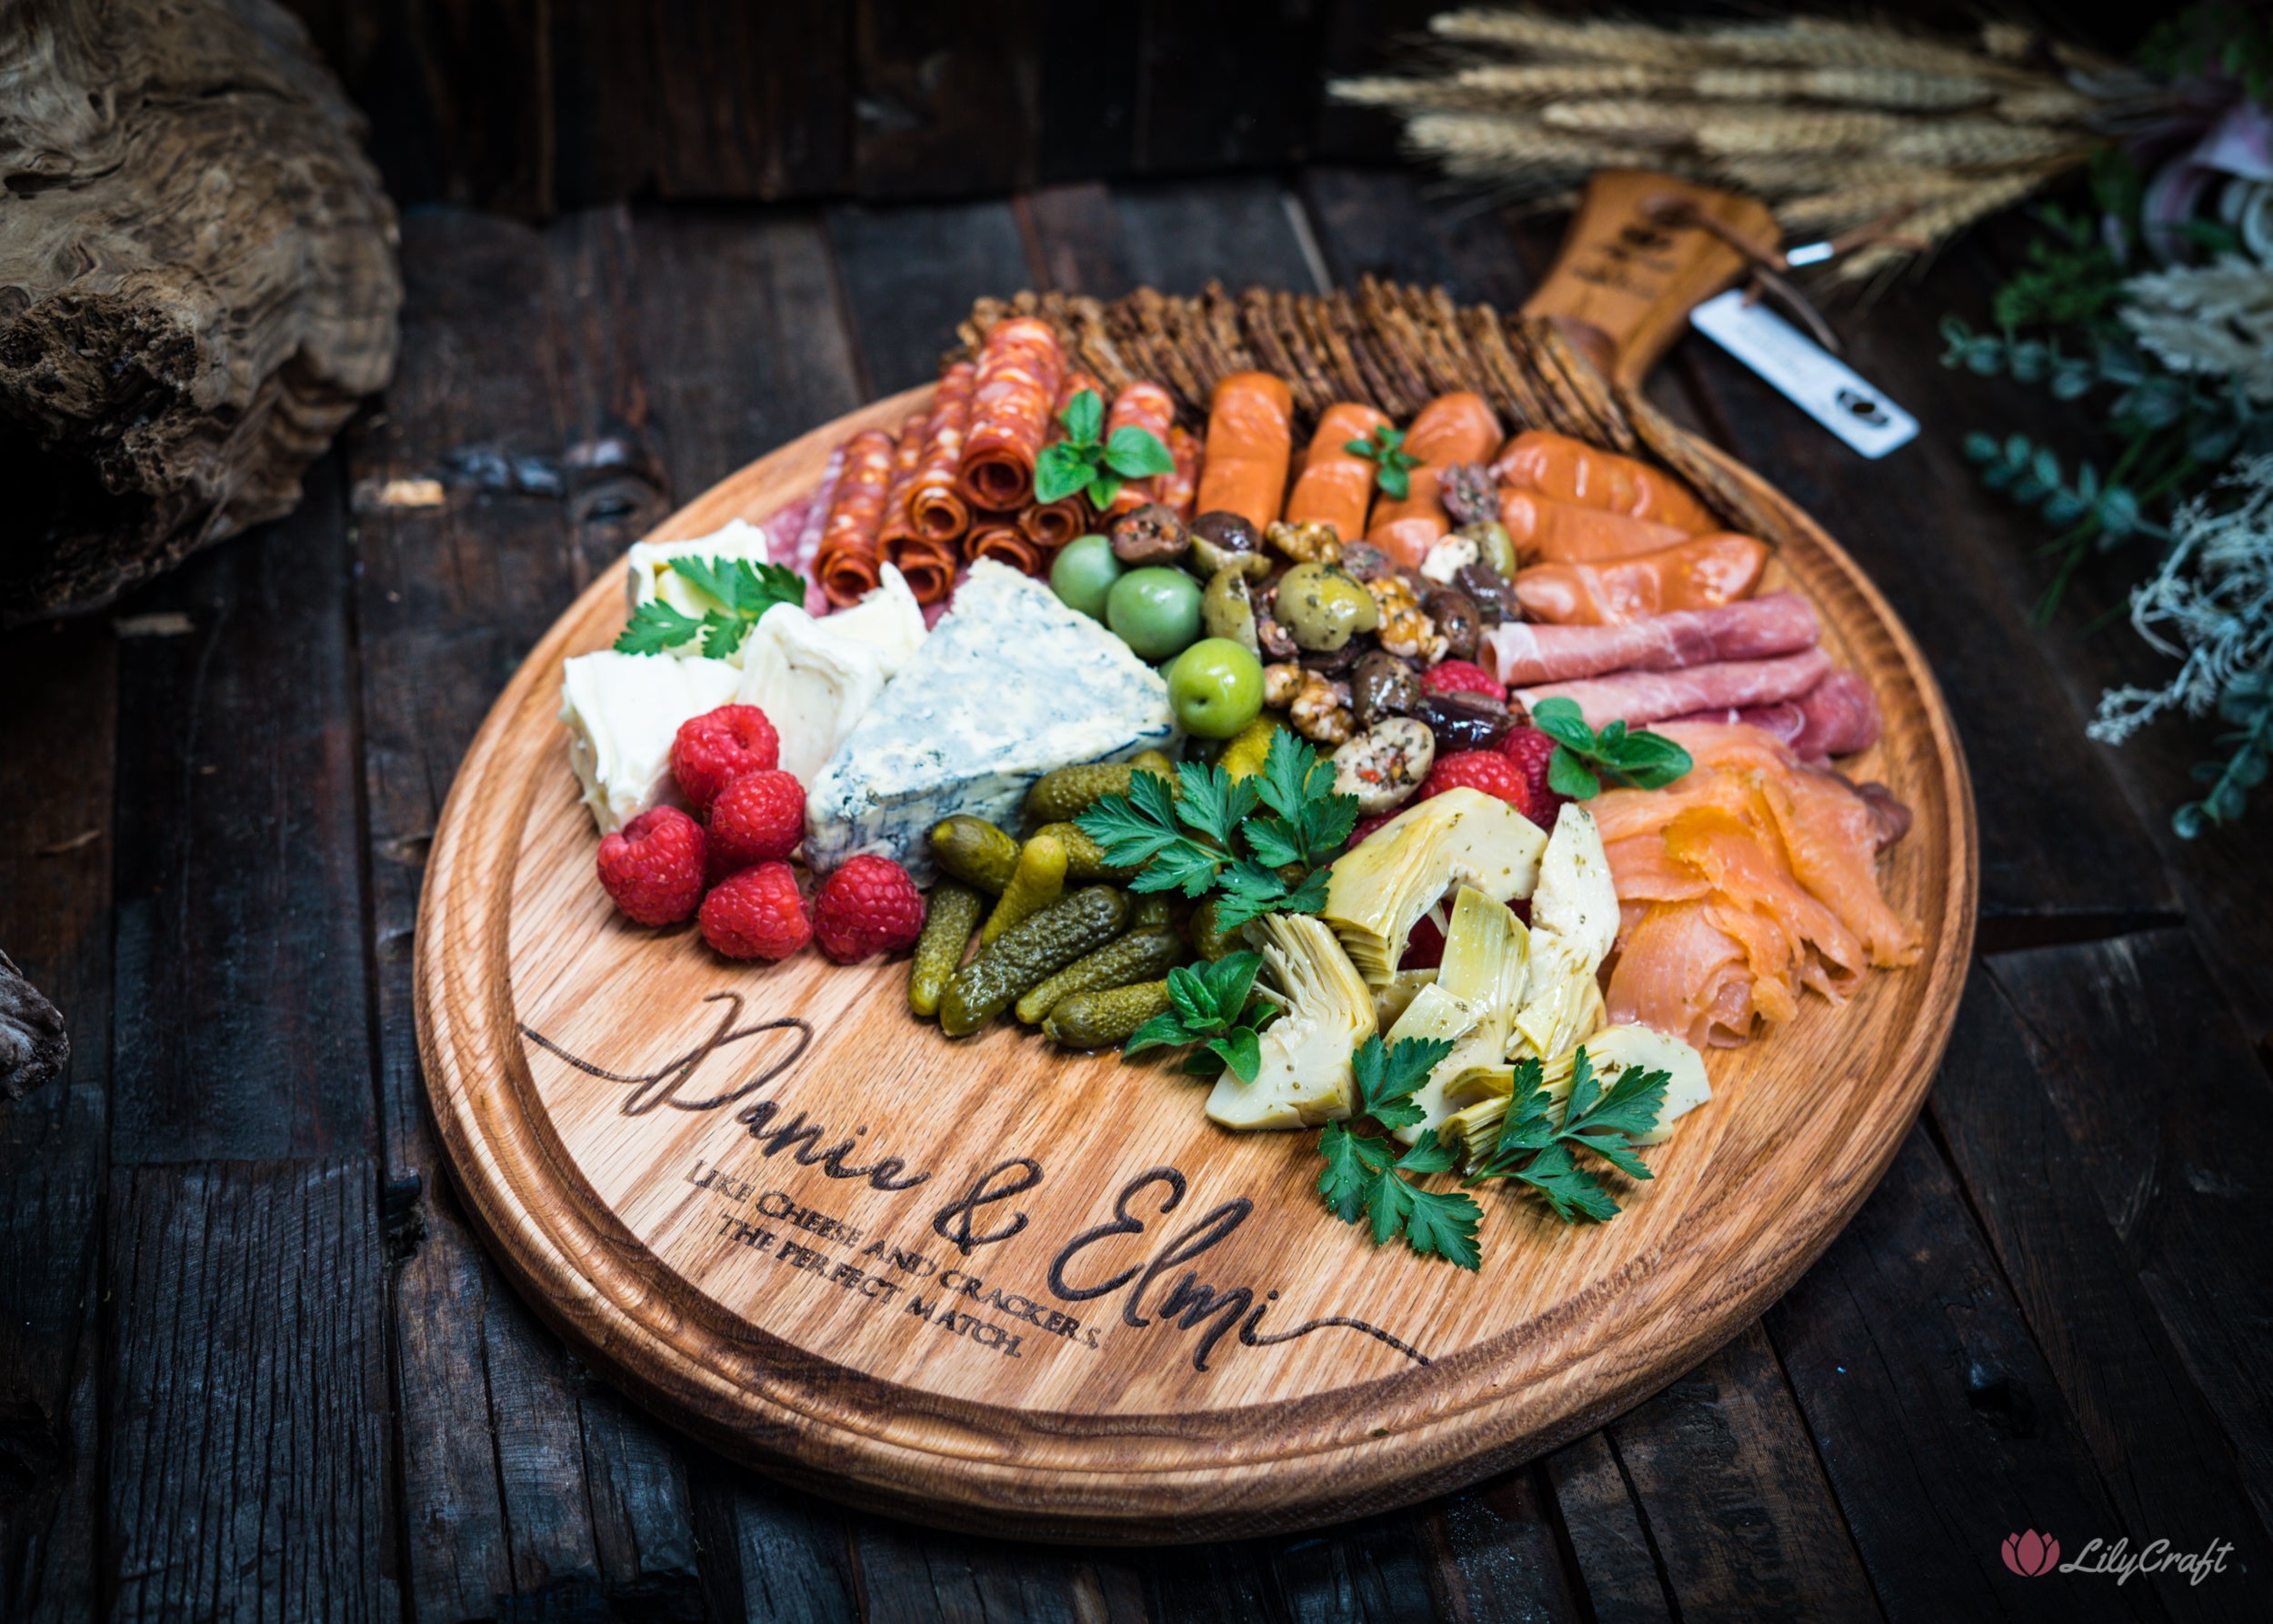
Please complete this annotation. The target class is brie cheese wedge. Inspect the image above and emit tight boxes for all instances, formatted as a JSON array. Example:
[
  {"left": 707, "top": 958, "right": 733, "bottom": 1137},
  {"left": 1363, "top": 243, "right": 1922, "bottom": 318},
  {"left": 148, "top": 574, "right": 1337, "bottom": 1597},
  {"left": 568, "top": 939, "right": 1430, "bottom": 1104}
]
[{"left": 559, "top": 651, "right": 741, "bottom": 833}]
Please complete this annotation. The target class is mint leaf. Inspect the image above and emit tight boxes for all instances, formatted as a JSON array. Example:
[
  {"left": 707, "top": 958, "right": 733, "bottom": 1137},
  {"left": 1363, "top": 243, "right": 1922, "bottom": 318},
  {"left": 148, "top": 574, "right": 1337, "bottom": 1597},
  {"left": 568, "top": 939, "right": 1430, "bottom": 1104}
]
[
  {"left": 1035, "top": 441, "right": 1095, "bottom": 505},
  {"left": 614, "top": 600, "right": 703, "bottom": 656},
  {"left": 1165, "top": 962, "right": 1217, "bottom": 1029},
  {"left": 1199, "top": 952, "right": 1263, "bottom": 1026},
  {"left": 1103, "top": 424, "right": 1176, "bottom": 478},
  {"left": 1528, "top": 697, "right": 1595, "bottom": 751},
  {"left": 1123, "top": 1011, "right": 1194, "bottom": 1059},
  {"left": 1547, "top": 747, "right": 1601, "bottom": 799},
  {"left": 1345, "top": 425, "right": 1419, "bottom": 502},
  {"left": 1059, "top": 388, "right": 1105, "bottom": 446},
  {"left": 1086, "top": 472, "right": 1120, "bottom": 510},
  {"left": 1208, "top": 1027, "right": 1264, "bottom": 1084}
]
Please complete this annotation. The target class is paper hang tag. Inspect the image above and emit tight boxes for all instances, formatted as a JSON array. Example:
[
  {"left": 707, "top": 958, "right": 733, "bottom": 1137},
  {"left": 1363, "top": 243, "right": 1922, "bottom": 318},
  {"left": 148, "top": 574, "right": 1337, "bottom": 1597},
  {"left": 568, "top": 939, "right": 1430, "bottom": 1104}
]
[{"left": 1689, "top": 289, "right": 1918, "bottom": 459}]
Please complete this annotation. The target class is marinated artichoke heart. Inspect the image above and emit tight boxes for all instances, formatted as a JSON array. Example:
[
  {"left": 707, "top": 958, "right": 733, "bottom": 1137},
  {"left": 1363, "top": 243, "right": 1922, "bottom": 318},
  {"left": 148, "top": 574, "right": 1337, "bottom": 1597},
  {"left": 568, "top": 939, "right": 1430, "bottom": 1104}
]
[
  {"left": 1509, "top": 803, "right": 1619, "bottom": 1061},
  {"left": 1439, "top": 1024, "right": 1713, "bottom": 1159},
  {"left": 1390, "top": 885, "right": 1532, "bottom": 1145},
  {"left": 1322, "top": 787, "right": 1547, "bottom": 988},
  {"left": 1205, "top": 913, "right": 1377, "bottom": 1130}
]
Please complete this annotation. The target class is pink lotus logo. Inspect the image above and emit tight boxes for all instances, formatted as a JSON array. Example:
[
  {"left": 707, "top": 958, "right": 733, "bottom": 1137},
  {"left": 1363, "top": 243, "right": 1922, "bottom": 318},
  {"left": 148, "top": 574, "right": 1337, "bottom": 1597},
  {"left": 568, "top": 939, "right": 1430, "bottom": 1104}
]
[{"left": 2002, "top": 1530, "right": 2061, "bottom": 1577}]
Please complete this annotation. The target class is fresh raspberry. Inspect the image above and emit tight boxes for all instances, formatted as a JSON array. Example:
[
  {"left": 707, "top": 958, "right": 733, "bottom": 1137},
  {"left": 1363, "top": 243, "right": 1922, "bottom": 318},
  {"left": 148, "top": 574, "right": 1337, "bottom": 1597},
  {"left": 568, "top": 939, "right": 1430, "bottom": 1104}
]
[
  {"left": 1399, "top": 913, "right": 1446, "bottom": 970},
  {"left": 1422, "top": 658, "right": 1506, "bottom": 701},
  {"left": 1421, "top": 749, "right": 1534, "bottom": 819},
  {"left": 1497, "top": 726, "right": 1567, "bottom": 828},
  {"left": 706, "top": 770, "right": 805, "bottom": 874},
  {"left": 812, "top": 855, "right": 927, "bottom": 964},
  {"left": 699, "top": 862, "right": 811, "bottom": 960},
  {"left": 596, "top": 807, "right": 707, "bottom": 926},
  {"left": 1350, "top": 808, "right": 1402, "bottom": 847},
  {"left": 671, "top": 705, "right": 780, "bottom": 813}
]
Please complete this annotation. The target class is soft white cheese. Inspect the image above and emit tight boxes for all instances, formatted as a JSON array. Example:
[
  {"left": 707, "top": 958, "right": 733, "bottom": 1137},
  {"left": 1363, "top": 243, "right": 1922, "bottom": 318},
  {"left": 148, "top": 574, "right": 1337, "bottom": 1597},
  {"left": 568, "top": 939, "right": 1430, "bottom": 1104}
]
[
  {"left": 815, "top": 564, "right": 926, "bottom": 678},
  {"left": 625, "top": 519, "right": 774, "bottom": 649},
  {"left": 736, "top": 610, "right": 889, "bottom": 786},
  {"left": 559, "top": 651, "right": 741, "bottom": 833},
  {"left": 805, "top": 559, "right": 1176, "bottom": 880}
]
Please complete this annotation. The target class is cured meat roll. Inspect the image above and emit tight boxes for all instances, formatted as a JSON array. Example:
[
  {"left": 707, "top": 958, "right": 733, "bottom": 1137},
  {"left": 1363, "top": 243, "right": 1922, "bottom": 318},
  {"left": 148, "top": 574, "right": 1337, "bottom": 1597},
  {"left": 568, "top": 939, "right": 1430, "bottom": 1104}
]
[
  {"left": 1483, "top": 591, "right": 1819, "bottom": 687},
  {"left": 1367, "top": 391, "right": 1501, "bottom": 566},
  {"left": 792, "top": 442, "right": 846, "bottom": 580},
  {"left": 956, "top": 316, "right": 1067, "bottom": 514},
  {"left": 967, "top": 522, "right": 1044, "bottom": 576},
  {"left": 1194, "top": 371, "right": 1295, "bottom": 531},
  {"left": 814, "top": 428, "right": 898, "bottom": 607},
  {"left": 1103, "top": 381, "right": 1180, "bottom": 516},
  {"left": 874, "top": 409, "right": 930, "bottom": 546},
  {"left": 906, "top": 360, "right": 978, "bottom": 544},
  {"left": 1285, "top": 401, "right": 1391, "bottom": 545},
  {"left": 1157, "top": 426, "right": 1201, "bottom": 521},
  {"left": 1512, "top": 533, "right": 1769, "bottom": 626},
  {"left": 1492, "top": 430, "right": 1717, "bottom": 535},
  {"left": 1020, "top": 498, "right": 1089, "bottom": 551},
  {"left": 890, "top": 536, "right": 958, "bottom": 606},
  {"left": 1515, "top": 647, "right": 1834, "bottom": 729},
  {"left": 1498, "top": 489, "right": 1690, "bottom": 565}
]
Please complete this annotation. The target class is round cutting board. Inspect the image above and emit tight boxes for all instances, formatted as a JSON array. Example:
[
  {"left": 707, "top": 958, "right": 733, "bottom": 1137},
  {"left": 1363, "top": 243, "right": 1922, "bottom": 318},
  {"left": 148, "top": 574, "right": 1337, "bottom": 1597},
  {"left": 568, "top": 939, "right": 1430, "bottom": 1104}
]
[{"left": 416, "top": 385, "right": 1977, "bottom": 1541}]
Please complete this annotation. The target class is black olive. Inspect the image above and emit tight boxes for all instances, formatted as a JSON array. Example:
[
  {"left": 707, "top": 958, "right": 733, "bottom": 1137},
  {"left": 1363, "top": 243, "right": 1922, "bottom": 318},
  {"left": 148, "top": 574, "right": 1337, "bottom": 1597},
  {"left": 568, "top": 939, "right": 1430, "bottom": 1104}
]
[
  {"left": 1456, "top": 562, "right": 1519, "bottom": 624},
  {"left": 1110, "top": 503, "right": 1192, "bottom": 566},
  {"left": 1422, "top": 587, "right": 1482, "bottom": 662},
  {"left": 1350, "top": 650, "right": 1423, "bottom": 727},
  {"left": 1439, "top": 462, "right": 1498, "bottom": 528},
  {"left": 1417, "top": 691, "right": 1513, "bottom": 755},
  {"left": 1338, "top": 540, "right": 1396, "bottom": 582},
  {"left": 1301, "top": 641, "right": 1365, "bottom": 678},
  {"left": 1191, "top": 510, "right": 1260, "bottom": 556}
]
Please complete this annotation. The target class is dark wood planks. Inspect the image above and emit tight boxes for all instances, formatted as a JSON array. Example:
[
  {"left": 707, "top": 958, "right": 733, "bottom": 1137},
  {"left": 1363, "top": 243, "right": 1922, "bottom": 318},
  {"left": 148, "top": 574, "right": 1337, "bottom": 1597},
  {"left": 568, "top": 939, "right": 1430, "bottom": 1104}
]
[
  {"left": 1541, "top": 1437, "right": 1673, "bottom": 1624},
  {"left": 1114, "top": 176, "right": 1327, "bottom": 296},
  {"left": 1930, "top": 947, "right": 2273, "bottom": 1613},
  {"left": 1426, "top": 1466, "right": 1587, "bottom": 1624},
  {"left": 1766, "top": 1122, "right": 2163, "bottom": 1621},
  {"left": 105, "top": 1158, "right": 393, "bottom": 1622},
  {"left": 0, "top": 617, "right": 114, "bottom": 1624},
  {"left": 851, "top": 0, "right": 1037, "bottom": 199},
  {"left": 827, "top": 200, "right": 1035, "bottom": 395}
]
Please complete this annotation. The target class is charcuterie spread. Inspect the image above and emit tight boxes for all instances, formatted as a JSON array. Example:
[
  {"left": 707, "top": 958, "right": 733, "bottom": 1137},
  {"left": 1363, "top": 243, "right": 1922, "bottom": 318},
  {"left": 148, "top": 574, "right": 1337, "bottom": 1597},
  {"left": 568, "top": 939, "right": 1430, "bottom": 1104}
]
[{"left": 563, "top": 344, "right": 1921, "bottom": 1273}]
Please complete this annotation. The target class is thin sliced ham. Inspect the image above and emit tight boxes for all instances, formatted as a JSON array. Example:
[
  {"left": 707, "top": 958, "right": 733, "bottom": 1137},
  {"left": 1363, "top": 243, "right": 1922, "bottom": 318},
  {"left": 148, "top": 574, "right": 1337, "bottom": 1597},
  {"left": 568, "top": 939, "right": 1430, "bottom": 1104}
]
[
  {"left": 1790, "top": 669, "right": 1881, "bottom": 757},
  {"left": 1483, "top": 591, "right": 1817, "bottom": 687},
  {"left": 1517, "top": 647, "right": 1832, "bottom": 730}
]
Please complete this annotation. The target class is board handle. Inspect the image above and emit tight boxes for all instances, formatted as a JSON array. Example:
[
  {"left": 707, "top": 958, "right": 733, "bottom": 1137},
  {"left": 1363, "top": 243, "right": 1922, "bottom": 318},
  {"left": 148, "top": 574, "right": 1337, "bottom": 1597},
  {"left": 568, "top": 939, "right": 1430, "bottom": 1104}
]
[{"left": 1522, "top": 169, "right": 1779, "bottom": 389}]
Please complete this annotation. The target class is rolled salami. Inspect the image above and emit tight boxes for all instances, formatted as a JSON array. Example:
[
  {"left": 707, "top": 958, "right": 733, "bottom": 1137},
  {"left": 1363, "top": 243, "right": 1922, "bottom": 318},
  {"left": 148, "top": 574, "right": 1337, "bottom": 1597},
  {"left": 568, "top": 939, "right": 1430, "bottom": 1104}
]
[
  {"left": 906, "top": 360, "right": 978, "bottom": 545},
  {"left": 956, "top": 316, "right": 1067, "bottom": 513},
  {"left": 1103, "top": 381, "right": 1180, "bottom": 516},
  {"left": 1367, "top": 391, "right": 1501, "bottom": 567},
  {"left": 967, "top": 522, "right": 1044, "bottom": 576},
  {"left": 875, "top": 409, "right": 930, "bottom": 546},
  {"left": 890, "top": 536, "right": 958, "bottom": 606},
  {"left": 1019, "top": 498, "right": 1089, "bottom": 551},
  {"left": 792, "top": 442, "right": 846, "bottom": 580},
  {"left": 814, "top": 428, "right": 897, "bottom": 607},
  {"left": 1158, "top": 426, "right": 1200, "bottom": 521},
  {"left": 1194, "top": 371, "right": 1295, "bottom": 531},
  {"left": 1285, "top": 401, "right": 1391, "bottom": 544}
]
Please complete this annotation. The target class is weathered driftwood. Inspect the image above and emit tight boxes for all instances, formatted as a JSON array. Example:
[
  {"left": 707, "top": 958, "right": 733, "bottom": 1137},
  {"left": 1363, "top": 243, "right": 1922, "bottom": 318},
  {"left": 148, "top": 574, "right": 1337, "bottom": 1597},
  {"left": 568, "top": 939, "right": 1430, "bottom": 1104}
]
[
  {"left": 0, "top": 949, "right": 66, "bottom": 1100},
  {"left": 0, "top": 0, "right": 400, "bottom": 626}
]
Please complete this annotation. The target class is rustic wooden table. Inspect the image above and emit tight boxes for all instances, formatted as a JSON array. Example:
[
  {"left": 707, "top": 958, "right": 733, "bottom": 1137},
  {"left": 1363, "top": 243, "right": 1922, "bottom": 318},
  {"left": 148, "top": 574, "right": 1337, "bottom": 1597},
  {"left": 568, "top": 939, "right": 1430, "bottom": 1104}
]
[{"left": 4, "top": 167, "right": 2268, "bottom": 1623}]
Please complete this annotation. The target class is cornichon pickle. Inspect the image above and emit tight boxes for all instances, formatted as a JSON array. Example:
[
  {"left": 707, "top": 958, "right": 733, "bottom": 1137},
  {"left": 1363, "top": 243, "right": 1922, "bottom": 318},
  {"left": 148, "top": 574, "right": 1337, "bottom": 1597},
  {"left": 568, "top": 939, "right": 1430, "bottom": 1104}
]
[
  {"left": 931, "top": 816, "right": 1020, "bottom": 892},
  {"left": 906, "top": 881, "right": 983, "bottom": 1018},
  {"left": 981, "top": 833, "right": 1067, "bottom": 945},
  {"left": 1032, "top": 820, "right": 1131, "bottom": 882},
  {"left": 1044, "top": 980, "right": 1175, "bottom": 1049},
  {"left": 1015, "top": 929, "right": 1186, "bottom": 1025},
  {"left": 1187, "top": 897, "right": 1243, "bottom": 961},
  {"left": 1128, "top": 893, "right": 1176, "bottom": 930},
  {"left": 1131, "top": 748, "right": 1175, "bottom": 780},
  {"left": 1024, "top": 755, "right": 1177, "bottom": 825},
  {"left": 938, "top": 887, "right": 1128, "bottom": 1037}
]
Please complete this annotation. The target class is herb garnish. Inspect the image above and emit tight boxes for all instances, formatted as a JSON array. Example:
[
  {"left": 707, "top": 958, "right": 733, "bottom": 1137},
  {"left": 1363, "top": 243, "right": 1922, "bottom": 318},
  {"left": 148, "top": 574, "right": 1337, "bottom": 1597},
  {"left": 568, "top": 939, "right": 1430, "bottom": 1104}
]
[
  {"left": 1527, "top": 697, "right": 1693, "bottom": 799},
  {"left": 1346, "top": 423, "right": 1423, "bottom": 501},
  {"left": 1465, "top": 1048, "right": 1668, "bottom": 1222},
  {"left": 1076, "top": 732, "right": 1359, "bottom": 931},
  {"left": 614, "top": 556, "right": 807, "bottom": 659},
  {"left": 1035, "top": 389, "right": 1176, "bottom": 509},
  {"left": 1124, "top": 952, "right": 1281, "bottom": 1082},
  {"left": 1317, "top": 1036, "right": 1483, "bottom": 1269}
]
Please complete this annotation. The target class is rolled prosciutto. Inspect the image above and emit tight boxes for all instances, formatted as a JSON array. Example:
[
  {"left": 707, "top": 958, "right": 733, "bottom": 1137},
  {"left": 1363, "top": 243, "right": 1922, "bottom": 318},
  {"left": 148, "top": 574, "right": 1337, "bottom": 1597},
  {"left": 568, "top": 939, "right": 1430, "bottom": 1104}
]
[
  {"left": 1791, "top": 669, "right": 1881, "bottom": 757},
  {"left": 1491, "top": 429, "right": 1717, "bottom": 534},
  {"left": 1483, "top": 591, "right": 1819, "bottom": 687},
  {"left": 814, "top": 428, "right": 898, "bottom": 607},
  {"left": 1517, "top": 647, "right": 1834, "bottom": 730},
  {"left": 1195, "top": 371, "right": 1295, "bottom": 531},
  {"left": 1513, "top": 533, "right": 1770, "bottom": 625},
  {"left": 956, "top": 317, "right": 1066, "bottom": 513},
  {"left": 1657, "top": 702, "right": 1807, "bottom": 745},
  {"left": 906, "top": 360, "right": 978, "bottom": 545},
  {"left": 1104, "top": 381, "right": 1181, "bottom": 516}
]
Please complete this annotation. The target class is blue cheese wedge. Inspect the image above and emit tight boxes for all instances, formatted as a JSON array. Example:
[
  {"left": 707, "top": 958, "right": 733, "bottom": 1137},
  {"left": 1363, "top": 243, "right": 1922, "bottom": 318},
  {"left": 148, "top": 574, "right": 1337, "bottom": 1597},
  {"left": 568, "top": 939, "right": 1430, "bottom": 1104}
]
[
  {"left": 559, "top": 651, "right": 741, "bottom": 833},
  {"left": 805, "top": 559, "right": 1175, "bottom": 880}
]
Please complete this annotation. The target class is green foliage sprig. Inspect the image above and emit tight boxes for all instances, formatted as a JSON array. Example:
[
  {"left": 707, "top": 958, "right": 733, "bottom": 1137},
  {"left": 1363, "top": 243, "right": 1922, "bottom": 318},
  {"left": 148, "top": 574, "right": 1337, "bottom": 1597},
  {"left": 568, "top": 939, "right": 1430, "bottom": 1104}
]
[
  {"left": 616, "top": 556, "right": 807, "bottom": 657},
  {"left": 1464, "top": 1048, "right": 1668, "bottom": 1223},
  {"left": 1317, "top": 1036, "right": 1482, "bottom": 1269}
]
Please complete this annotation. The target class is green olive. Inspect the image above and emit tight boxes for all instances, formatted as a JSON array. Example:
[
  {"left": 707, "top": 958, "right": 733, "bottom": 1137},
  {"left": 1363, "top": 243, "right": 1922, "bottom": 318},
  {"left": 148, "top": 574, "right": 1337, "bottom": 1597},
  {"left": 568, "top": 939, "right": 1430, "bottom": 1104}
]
[
  {"left": 1457, "top": 520, "right": 1517, "bottom": 579},
  {"left": 1106, "top": 566, "right": 1204, "bottom": 662},
  {"left": 1051, "top": 534, "right": 1124, "bottom": 620},
  {"left": 1274, "top": 561, "right": 1379, "bottom": 653},
  {"left": 1200, "top": 566, "right": 1260, "bottom": 654}
]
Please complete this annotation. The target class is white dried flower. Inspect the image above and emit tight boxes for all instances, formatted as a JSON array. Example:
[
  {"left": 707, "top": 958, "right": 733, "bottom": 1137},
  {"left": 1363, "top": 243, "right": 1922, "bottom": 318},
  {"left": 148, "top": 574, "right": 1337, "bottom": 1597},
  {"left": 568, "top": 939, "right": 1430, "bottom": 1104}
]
[{"left": 2118, "top": 259, "right": 2273, "bottom": 403}]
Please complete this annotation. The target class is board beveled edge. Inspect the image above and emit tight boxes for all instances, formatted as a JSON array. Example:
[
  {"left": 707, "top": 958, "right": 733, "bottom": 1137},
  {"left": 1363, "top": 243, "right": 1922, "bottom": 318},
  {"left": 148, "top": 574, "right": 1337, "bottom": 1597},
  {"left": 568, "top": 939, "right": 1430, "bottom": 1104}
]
[{"left": 412, "top": 388, "right": 1980, "bottom": 1541}]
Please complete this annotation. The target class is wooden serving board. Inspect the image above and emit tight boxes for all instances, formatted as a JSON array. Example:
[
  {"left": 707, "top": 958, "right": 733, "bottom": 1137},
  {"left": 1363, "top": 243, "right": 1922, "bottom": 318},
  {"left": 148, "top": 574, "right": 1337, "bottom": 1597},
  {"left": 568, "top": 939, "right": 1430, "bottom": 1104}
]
[{"left": 416, "top": 384, "right": 1978, "bottom": 1542}]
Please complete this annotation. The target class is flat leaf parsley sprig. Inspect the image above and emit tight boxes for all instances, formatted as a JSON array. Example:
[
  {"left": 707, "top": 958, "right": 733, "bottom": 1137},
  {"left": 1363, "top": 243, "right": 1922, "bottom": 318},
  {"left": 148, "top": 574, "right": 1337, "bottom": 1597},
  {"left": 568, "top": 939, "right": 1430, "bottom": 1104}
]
[
  {"left": 616, "top": 556, "right": 806, "bottom": 659},
  {"left": 1076, "top": 731, "right": 1359, "bottom": 931},
  {"left": 1466, "top": 1048, "right": 1669, "bottom": 1222},
  {"left": 1528, "top": 697, "right": 1692, "bottom": 800},
  {"left": 1035, "top": 389, "right": 1176, "bottom": 509},
  {"left": 1124, "top": 952, "right": 1280, "bottom": 1083},
  {"left": 1318, "top": 1036, "right": 1483, "bottom": 1270}
]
